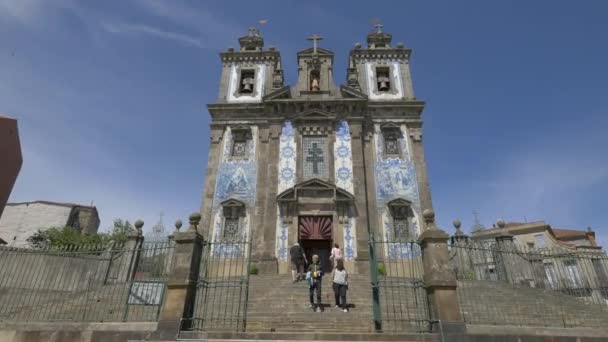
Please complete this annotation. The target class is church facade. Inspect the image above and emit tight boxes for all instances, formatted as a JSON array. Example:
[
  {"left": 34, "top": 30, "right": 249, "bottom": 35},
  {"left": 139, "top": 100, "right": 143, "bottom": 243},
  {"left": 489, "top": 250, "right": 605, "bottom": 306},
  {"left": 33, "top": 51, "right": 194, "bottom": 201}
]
[{"left": 199, "top": 26, "right": 433, "bottom": 274}]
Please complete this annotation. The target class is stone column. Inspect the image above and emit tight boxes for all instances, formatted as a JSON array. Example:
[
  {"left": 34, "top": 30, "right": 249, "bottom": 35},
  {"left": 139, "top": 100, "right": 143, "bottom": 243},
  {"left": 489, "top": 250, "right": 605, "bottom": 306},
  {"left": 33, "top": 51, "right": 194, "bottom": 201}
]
[
  {"left": 418, "top": 210, "right": 463, "bottom": 333},
  {"left": 255, "top": 123, "right": 281, "bottom": 274},
  {"left": 350, "top": 121, "right": 371, "bottom": 274},
  {"left": 154, "top": 213, "right": 204, "bottom": 340},
  {"left": 408, "top": 125, "right": 434, "bottom": 214},
  {"left": 200, "top": 125, "right": 225, "bottom": 239}
]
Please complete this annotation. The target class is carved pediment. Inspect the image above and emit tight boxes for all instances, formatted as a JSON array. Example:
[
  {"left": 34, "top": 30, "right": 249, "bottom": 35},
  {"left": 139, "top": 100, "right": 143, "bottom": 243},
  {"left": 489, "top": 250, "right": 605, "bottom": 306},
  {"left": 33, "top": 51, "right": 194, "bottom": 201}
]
[
  {"left": 380, "top": 122, "right": 402, "bottom": 130},
  {"left": 387, "top": 198, "right": 412, "bottom": 207},
  {"left": 292, "top": 109, "right": 336, "bottom": 123},
  {"left": 297, "top": 47, "right": 334, "bottom": 57},
  {"left": 220, "top": 198, "right": 246, "bottom": 208},
  {"left": 277, "top": 178, "right": 354, "bottom": 202}
]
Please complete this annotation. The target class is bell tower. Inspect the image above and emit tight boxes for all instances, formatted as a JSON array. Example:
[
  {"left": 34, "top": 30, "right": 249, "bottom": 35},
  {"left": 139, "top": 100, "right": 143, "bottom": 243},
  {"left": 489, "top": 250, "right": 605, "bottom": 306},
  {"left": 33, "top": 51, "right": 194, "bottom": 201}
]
[
  {"left": 349, "top": 24, "right": 415, "bottom": 101},
  {"left": 216, "top": 28, "right": 283, "bottom": 103},
  {"left": 295, "top": 35, "right": 338, "bottom": 96}
]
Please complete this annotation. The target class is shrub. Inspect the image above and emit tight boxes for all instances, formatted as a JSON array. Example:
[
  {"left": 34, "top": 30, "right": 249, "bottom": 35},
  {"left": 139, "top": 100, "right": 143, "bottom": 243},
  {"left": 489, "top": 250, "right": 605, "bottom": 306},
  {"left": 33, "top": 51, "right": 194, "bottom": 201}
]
[
  {"left": 249, "top": 264, "right": 259, "bottom": 275},
  {"left": 377, "top": 263, "right": 387, "bottom": 276}
]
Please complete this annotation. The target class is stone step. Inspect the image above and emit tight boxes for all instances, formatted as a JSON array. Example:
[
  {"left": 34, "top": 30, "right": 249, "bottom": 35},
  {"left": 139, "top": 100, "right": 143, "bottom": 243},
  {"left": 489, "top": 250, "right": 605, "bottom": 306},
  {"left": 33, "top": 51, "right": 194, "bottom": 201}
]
[{"left": 174, "top": 331, "right": 440, "bottom": 341}]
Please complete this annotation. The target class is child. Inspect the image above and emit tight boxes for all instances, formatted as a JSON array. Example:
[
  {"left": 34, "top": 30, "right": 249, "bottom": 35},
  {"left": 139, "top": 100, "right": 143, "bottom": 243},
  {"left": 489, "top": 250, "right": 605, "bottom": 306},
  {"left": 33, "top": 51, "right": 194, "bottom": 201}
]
[
  {"left": 332, "top": 259, "right": 349, "bottom": 312},
  {"left": 330, "top": 243, "right": 343, "bottom": 268},
  {"left": 307, "top": 254, "right": 323, "bottom": 312}
]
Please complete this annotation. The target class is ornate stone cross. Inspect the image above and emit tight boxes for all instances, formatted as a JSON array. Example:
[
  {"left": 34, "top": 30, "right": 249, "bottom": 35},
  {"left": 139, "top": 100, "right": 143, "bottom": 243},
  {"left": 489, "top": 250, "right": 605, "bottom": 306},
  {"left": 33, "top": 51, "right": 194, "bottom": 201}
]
[
  {"left": 374, "top": 23, "right": 383, "bottom": 33},
  {"left": 307, "top": 34, "right": 323, "bottom": 54},
  {"left": 306, "top": 142, "right": 324, "bottom": 174}
]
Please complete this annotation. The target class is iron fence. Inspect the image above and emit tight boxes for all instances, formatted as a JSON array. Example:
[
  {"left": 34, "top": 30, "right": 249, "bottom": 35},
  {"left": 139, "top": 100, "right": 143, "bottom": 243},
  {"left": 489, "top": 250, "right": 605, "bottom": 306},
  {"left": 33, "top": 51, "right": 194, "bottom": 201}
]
[
  {"left": 450, "top": 239, "right": 608, "bottom": 328},
  {"left": 369, "top": 235, "right": 430, "bottom": 333},
  {"left": 0, "top": 239, "right": 174, "bottom": 323},
  {"left": 186, "top": 237, "right": 252, "bottom": 332}
]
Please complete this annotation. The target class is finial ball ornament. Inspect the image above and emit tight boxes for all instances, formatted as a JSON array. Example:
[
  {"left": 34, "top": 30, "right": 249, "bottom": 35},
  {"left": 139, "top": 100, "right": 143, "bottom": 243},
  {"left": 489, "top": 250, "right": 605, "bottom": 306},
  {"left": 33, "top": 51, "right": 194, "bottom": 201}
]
[
  {"left": 497, "top": 219, "right": 506, "bottom": 228},
  {"left": 422, "top": 209, "right": 435, "bottom": 221},
  {"left": 453, "top": 219, "right": 461, "bottom": 229},
  {"left": 134, "top": 220, "right": 144, "bottom": 229},
  {"left": 189, "top": 212, "right": 201, "bottom": 222},
  {"left": 175, "top": 219, "right": 183, "bottom": 229}
]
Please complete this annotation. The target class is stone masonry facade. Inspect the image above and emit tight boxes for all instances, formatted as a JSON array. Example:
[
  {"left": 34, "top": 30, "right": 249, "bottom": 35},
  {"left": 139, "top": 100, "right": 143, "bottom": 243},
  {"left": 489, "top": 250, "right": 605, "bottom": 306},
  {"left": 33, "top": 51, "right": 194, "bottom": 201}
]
[{"left": 199, "top": 26, "right": 434, "bottom": 275}]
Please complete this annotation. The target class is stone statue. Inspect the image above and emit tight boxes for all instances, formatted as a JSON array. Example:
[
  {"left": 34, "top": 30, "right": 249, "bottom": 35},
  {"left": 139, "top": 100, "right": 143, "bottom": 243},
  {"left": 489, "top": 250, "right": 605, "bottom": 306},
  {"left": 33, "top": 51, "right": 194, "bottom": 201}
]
[{"left": 311, "top": 75, "right": 320, "bottom": 92}]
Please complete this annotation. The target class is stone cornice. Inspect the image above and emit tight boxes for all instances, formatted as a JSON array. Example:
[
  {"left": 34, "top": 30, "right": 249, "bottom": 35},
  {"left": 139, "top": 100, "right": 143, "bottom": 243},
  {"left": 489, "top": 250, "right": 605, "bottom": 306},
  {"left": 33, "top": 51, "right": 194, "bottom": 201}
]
[
  {"left": 349, "top": 48, "right": 411, "bottom": 61},
  {"left": 220, "top": 50, "right": 281, "bottom": 64},
  {"left": 207, "top": 97, "right": 424, "bottom": 121}
]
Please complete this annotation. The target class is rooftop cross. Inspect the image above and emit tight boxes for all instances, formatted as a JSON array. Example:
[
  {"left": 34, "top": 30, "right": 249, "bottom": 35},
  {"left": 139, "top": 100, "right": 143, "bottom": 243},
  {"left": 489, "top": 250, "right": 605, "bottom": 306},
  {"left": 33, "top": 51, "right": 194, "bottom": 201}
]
[
  {"left": 307, "top": 34, "right": 323, "bottom": 54},
  {"left": 374, "top": 23, "right": 383, "bottom": 33}
]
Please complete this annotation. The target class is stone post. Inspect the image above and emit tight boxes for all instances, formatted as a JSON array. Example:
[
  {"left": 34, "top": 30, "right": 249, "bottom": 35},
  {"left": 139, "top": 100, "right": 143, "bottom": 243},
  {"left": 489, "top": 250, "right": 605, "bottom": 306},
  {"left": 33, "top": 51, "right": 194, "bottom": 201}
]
[
  {"left": 116, "top": 220, "right": 144, "bottom": 282},
  {"left": 493, "top": 219, "right": 518, "bottom": 284},
  {"left": 418, "top": 210, "right": 464, "bottom": 333},
  {"left": 450, "top": 219, "right": 473, "bottom": 280},
  {"left": 154, "top": 213, "right": 204, "bottom": 340}
]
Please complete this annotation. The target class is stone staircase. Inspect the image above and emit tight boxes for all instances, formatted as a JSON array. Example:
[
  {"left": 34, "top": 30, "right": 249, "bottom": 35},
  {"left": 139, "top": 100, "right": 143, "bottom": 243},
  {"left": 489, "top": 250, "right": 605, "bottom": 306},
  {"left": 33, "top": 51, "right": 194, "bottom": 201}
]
[
  {"left": 458, "top": 280, "right": 608, "bottom": 328},
  {"left": 245, "top": 274, "right": 374, "bottom": 333}
]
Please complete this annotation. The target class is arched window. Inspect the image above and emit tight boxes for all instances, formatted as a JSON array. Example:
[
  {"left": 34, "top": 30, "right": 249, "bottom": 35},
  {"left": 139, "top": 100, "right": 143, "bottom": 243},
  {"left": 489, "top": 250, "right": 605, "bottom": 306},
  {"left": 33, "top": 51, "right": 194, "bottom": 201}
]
[
  {"left": 381, "top": 125, "right": 403, "bottom": 158},
  {"left": 376, "top": 66, "right": 391, "bottom": 92},
  {"left": 221, "top": 199, "right": 246, "bottom": 239},
  {"left": 388, "top": 199, "right": 413, "bottom": 241},
  {"left": 230, "top": 126, "right": 252, "bottom": 158},
  {"left": 239, "top": 69, "right": 256, "bottom": 94},
  {"left": 310, "top": 70, "right": 321, "bottom": 91}
]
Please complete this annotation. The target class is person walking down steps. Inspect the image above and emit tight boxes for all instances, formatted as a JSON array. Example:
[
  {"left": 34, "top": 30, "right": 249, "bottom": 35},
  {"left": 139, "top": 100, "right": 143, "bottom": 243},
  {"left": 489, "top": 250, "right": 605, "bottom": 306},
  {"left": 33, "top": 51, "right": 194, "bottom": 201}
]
[
  {"left": 290, "top": 242, "right": 307, "bottom": 283},
  {"left": 332, "top": 259, "right": 349, "bottom": 312},
  {"left": 307, "top": 254, "right": 323, "bottom": 312},
  {"left": 330, "top": 243, "right": 342, "bottom": 268}
]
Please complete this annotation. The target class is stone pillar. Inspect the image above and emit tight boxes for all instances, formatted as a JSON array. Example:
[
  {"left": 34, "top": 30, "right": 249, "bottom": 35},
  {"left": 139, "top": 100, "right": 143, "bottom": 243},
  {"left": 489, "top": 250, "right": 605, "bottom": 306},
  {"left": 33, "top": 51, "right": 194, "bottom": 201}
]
[
  {"left": 116, "top": 220, "right": 144, "bottom": 282},
  {"left": 418, "top": 210, "right": 463, "bottom": 333},
  {"left": 408, "top": 126, "right": 434, "bottom": 214},
  {"left": 255, "top": 123, "right": 281, "bottom": 274},
  {"left": 154, "top": 213, "right": 204, "bottom": 340},
  {"left": 350, "top": 121, "right": 371, "bottom": 274},
  {"left": 450, "top": 219, "right": 472, "bottom": 280},
  {"left": 200, "top": 125, "right": 225, "bottom": 239},
  {"left": 493, "top": 219, "right": 518, "bottom": 284}
]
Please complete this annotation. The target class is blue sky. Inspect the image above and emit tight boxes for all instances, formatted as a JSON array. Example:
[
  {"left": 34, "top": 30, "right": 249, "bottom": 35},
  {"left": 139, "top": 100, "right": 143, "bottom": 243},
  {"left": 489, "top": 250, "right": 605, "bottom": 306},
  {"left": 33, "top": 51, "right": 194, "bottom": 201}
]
[{"left": 1, "top": 0, "right": 607, "bottom": 245}]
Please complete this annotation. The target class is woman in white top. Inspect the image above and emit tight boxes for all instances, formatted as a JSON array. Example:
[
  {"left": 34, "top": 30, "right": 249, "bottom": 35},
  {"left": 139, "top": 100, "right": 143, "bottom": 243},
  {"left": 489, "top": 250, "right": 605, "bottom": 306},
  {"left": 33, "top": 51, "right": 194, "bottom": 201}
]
[
  {"left": 330, "top": 243, "right": 343, "bottom": 268},
  {"left": 332, "top": 259, "right": 349, "bottom": 312}
]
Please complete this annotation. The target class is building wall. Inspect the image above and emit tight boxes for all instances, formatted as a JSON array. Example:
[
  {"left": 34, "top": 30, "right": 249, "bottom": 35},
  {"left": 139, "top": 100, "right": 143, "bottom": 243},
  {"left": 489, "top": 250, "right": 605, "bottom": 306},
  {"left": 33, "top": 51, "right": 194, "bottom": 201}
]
[
  {"left": 76, "top": 207, "right": 101, "bottom": 235},
  {"left": 0, "top": 203, "right": 72, "bottom": 247},
  {"left": 0, "top": 116, "right": 22, "bottom": 220}
]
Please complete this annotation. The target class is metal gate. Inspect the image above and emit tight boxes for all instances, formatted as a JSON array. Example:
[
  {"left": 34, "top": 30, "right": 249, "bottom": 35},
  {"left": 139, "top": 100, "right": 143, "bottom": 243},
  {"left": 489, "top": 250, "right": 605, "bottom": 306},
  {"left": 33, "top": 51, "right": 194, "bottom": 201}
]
[
  {"left": 189, "top": 238, "right": 252, "bottom": 332},
  {"left": 369, "top": 234, "right": 431, "bottom": 333}
]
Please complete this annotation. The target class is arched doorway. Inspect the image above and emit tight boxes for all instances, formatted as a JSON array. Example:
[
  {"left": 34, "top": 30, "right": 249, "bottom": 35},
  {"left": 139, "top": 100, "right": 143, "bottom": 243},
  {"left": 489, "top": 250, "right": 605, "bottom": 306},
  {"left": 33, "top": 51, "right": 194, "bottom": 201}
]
[{"left": 298, "top": 216, "right": 333, "bottom": 272}]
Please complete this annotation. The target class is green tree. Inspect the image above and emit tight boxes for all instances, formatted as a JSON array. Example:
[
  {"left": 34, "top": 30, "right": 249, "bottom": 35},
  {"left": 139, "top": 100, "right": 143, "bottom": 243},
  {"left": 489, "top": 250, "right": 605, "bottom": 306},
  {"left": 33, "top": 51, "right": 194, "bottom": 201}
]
[
  {"left": 26, "top": 218, "right": 135, "bottom": 249},
  {"left": 26, "top": 226, "right": 107, "bottom": 249},
  {"left": 108, "top": 219, "right": 135, "bottom": 243}
]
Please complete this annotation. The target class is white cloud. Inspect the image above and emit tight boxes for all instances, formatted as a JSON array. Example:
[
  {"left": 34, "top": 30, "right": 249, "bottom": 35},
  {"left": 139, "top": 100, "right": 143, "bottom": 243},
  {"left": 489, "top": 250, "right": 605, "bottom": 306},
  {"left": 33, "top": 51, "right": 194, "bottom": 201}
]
[
  {"left": 433, "top": 114, "right": 608, "bottom": 248},
  {"left": 0, "top": 0, "right": 80, "bottom": 28},
  {"left": 101, "top": 20, "right": 202, "bottom": 48},
  {"left": 133, "top": 0, "right": 243, "bottom": 47}
]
